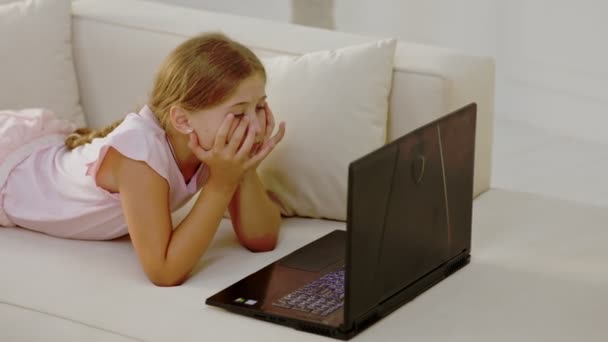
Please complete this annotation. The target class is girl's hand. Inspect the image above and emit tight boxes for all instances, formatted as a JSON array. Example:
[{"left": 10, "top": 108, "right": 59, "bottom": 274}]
[
  {"left": 188, "top": 114, "right": 257, "bottom": 191},
  {"left": 247, "top": 102, "right": 286, "bottom": 169}
]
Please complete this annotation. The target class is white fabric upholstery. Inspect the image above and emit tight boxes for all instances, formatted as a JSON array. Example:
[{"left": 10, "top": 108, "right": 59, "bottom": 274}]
[
  {"left": 1, "top": 190, "right": 606, "bottom": 341},
  {"left": 70, "top": 0, "right": 494, "bottom": 197},
  {"left": 0, "top": 303, "right": 138, "bottom": 342},
  {"left": 0, "top": 0, "right": 85, "bottom": 125}
]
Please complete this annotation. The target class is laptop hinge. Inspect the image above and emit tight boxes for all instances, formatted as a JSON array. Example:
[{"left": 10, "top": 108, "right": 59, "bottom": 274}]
[{"left": 339, "top": 309, "right": 381, "bottom": 334}]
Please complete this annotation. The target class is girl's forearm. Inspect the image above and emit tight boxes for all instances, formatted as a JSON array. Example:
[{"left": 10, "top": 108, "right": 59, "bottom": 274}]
[
  {"left": 229, "top": 170, "right": 281, "bottom": 252},
  {"left": 162, "top": 181, "right": 236, "bottom": 285}
]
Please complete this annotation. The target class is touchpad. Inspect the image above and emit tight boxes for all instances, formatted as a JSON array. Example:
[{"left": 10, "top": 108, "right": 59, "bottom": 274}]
[{"left": 279, "top": 230, "right": 345, "bottom": 272}]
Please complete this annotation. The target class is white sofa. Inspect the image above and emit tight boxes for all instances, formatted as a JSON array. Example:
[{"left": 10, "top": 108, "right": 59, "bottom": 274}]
[{"left": 1, "top": 1, "right": 606, "bottom": 341}]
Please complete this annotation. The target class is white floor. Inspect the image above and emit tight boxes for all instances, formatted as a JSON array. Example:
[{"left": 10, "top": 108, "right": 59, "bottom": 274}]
[{"left": 491, "top": 116, "right": 608, "bottom": 207}]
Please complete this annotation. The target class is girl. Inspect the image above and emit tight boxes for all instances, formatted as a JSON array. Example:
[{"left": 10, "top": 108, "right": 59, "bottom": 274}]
[{"left": 0, "top": 33, "right": 286, "bottom": 286}]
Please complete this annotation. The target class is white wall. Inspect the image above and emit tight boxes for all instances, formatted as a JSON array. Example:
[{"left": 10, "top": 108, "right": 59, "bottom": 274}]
[
  {"left": 334, "top": 0, "right": 499, "bottom": 57},
  {"left": 497, "top": 0, "right": 608, "bottom": 144},
  {"left": 152, "top": 0, "right": 608, "bottom": 144},
  {"left": 333, "top": 0, "right": 608, "bottom": 144}
]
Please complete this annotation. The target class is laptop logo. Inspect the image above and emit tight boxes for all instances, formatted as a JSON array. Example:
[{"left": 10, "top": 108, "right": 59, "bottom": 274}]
[
  {"left": 412, "top": 155, "right": 426, "bottom": 184},
  {"left": 234, "top": 298, "right": 257, "bottom": 306}
]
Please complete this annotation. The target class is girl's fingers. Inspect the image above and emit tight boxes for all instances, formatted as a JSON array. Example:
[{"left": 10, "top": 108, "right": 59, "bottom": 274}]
[
  {"left": 264, "top": 102, "right": 275, "bottom": 140},
  {"left": 226, "top": 117, "right": 249, "bottom": 154},
  {"left": 245, "top": 141, "right": 274, "bottom": 169},
  {"left": 188, "top": 132, "right": 209, "bottom": 161},
  {"left": 213, "top": 114, "right": 235, "bottom": 151},
  {"left": 269, "top": 121, "right": 286, "bottom": 146},
  {"left": 244, "top": 122, "right": 285, "bottom": 169},
  {"left": 236, "top": 124, "right": 256, "bottom": 160}
]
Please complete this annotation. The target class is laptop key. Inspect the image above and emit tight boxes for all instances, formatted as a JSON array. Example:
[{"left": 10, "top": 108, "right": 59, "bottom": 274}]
[{"left": 293, "top": 305, "right": 312, "bottom": 313}]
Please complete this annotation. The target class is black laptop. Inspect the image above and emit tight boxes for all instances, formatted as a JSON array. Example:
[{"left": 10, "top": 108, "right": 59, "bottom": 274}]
[{"left": 206, "top": 103, "right": 477, "bottom": 340}]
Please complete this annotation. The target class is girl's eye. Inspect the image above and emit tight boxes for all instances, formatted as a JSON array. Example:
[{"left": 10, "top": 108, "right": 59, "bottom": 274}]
[
  {"left": 233, "top": 113, "right": 244, "bottom": 118},
  {"left": 256, "top": 107, "right": 264, "bottom": 112}
]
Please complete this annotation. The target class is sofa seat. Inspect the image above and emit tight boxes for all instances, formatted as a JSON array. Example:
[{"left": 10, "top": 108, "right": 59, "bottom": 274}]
[{"left": 1, "top": 189, "right": 606, "bottom": 341}]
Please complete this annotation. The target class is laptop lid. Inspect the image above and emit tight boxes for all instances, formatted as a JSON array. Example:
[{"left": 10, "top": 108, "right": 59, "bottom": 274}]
[{"left": 344, "top": 103, "right": 476, "bottom": 328}]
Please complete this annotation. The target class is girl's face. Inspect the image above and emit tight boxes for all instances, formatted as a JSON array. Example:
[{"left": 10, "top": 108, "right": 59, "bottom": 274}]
[{"left": 188, "top": 73, "right": 267, "bottom": 151}]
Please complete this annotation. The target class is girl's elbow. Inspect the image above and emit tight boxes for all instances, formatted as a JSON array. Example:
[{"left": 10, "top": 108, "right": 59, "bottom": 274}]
[
  {"left": 243, "top": 234, "right": 278, "bottom": 253},
  {"left": 147, "top": 268, "right": 187, "bottom": 287},
  {"left": 150, "top": 276, "right": 184, "bottom": 287},
  {"left": 248, "top": 242, "right": 277, "bottom": 253}
]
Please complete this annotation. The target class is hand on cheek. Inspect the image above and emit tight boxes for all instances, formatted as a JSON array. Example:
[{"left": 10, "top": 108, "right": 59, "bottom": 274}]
[
  {"left": 244, "top": 103, "right": 285, "bottom": 167},
  {"left": 226, "top": 116, "right": 240, "bottom": 143},
  {"left": 187, "top": 114, "right": 259, "bottom": 190},
  {"left": 225, "top": 116, "right": 255, "bottom": 152}
]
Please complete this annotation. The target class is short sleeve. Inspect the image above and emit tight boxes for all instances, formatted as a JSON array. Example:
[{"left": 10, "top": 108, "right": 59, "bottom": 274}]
[{"left": 85, "top": 125, "right": 171, "bottom": 185}]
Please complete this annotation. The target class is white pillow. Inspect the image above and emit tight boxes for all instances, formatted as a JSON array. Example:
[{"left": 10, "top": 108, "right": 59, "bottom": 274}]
[
  {"left": 259, "top": 39, "right": 397, "bottom": 221},
  {"left": 0, "top": 0, "right": 85, "bottom": 126}
]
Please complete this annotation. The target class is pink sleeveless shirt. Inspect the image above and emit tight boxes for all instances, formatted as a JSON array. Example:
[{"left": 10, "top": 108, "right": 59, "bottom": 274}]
[{"left": 2, "top": 106, "right": 208, "bottom": 240}]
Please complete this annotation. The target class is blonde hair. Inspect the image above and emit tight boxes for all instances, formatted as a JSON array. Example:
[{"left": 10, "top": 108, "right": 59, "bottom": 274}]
[{"left": 65, "top": 32, "right": 266, "bottom": 150}]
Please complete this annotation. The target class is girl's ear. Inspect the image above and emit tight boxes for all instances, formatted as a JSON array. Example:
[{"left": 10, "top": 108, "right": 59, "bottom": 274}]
[{"left": 169, "top": 105, "right": 193, "bottom": 134}]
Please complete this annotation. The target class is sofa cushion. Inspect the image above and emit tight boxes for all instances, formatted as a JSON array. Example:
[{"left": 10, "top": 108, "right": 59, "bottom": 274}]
[
  {"left": 0, "top": 303, "right": 136, "bottom": 342},
  {"left": 259, "top": 39, "right": 397, "bottom": 221},
  {"left": 0, "top": 217, "right": 346, "bottom": 341},
  {"left": 0, "top": 0, "right": 85, "bottom": 125}
]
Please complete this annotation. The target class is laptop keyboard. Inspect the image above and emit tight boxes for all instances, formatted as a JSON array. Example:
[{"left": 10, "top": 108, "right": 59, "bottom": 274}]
[{"left": 272, "top": 268, "right": 345, "bottom": 316}]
